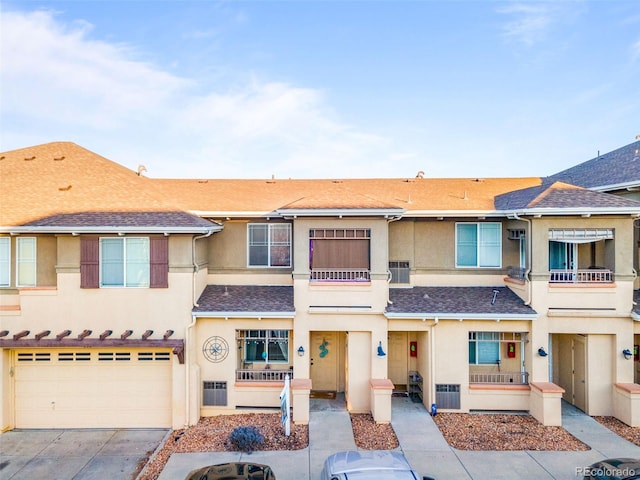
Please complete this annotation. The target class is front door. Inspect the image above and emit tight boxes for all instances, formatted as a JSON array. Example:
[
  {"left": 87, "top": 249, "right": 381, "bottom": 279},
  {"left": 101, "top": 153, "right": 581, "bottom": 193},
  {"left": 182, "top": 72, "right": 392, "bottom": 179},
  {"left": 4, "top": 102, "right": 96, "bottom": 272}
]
[
  {"left": 310, "top": 332, "right": 338, "bottom": 391},
  {"left": 573, "top": 336, "right": 587, "bottom": 412},
  {"left": 388, "top": 332, "right": 408, "bottom": 387}
]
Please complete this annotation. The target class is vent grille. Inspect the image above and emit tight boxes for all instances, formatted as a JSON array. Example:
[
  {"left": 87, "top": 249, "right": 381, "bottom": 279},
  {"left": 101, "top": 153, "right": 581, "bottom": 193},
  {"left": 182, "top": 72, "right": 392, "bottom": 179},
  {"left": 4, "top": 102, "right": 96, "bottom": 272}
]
[
  {"left": 389, "top": 261, "right": 410, "bottom": 284},
  {"left": 203, "top": 381, "right": 227, "bottom": 406},
  {"left": 435, "top": 384, "right": 460, "bottom": 409}
]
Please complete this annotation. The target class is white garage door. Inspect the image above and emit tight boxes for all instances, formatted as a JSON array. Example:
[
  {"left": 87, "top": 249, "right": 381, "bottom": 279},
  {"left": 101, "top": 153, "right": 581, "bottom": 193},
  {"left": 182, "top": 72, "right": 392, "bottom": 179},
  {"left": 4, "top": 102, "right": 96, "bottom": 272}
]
[{"left": 15, "top": 348, "right": 172, "bottom": 428}]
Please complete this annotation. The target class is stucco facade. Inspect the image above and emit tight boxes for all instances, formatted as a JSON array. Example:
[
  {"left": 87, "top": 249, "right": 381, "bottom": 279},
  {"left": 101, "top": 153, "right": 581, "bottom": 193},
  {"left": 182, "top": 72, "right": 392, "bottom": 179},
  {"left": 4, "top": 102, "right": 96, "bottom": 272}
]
[{"left": 2, "top": 140, "right": 640, "bottom": 432}]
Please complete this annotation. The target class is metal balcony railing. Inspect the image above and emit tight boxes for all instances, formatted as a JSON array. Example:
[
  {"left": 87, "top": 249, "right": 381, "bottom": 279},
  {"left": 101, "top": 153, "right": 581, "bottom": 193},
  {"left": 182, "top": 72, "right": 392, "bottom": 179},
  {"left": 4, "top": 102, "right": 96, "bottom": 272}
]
[
  {"left": 310, "top": 269, "right": 371, "bottom": 281},
  {"left": 469, "top": 371, "right": 529, "bottom": 385},
  {"left": 236, "top": 368, "right": 292, "bottom": 382},
  {"left": 507, "top": 266, "right": 527, "bottom": 281},
  {"left": 549, "top": 269, "right": 613, "bottom": 284}
]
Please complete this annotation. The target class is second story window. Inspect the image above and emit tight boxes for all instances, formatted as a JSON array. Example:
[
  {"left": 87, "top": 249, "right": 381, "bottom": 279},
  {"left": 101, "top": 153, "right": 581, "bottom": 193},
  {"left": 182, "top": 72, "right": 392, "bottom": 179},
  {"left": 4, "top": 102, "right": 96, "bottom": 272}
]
[
  {"left": 248, "top": 224, "right": 291, "bottom": 268},
  {"left": 17, "top": 237, "right": 37, "bottom": 287},
  {"left": 0, "top": 237, "right": 10, "bottom": 287},
  {"left": 309, "top": 228, "right": 371, "bottom": 281},
  {"left": 456, "top": 223, "right": 501, "bottom": 268},
  {"left": 100, "top": 237, "right": 149, "bottom": 287},
  {"left": 81, "top": 236, "right": 168, "bottom": 289}
]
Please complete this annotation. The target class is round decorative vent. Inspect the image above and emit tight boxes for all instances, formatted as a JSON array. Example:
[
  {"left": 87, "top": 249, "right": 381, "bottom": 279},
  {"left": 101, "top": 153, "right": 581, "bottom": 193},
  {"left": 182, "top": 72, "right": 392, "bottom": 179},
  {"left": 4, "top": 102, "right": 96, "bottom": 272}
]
[{"left": 202, "top": 336, "right": 229, "bottom": 363}]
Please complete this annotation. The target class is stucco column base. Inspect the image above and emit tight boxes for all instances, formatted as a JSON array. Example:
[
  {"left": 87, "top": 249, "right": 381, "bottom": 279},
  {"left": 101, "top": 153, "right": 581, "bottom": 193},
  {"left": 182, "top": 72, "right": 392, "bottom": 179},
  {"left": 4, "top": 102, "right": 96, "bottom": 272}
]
[
  {"left": 613, "top": 383, "right": 640, "bottom": 427},
  {"left": 370, "top": 379, "right": 394, "bottom": 424},
  {"left": 529, "top": 382, "right": 565, "bottom": 426},
  {"left": 291, "top": 378, "right": 312, "bottom": 425}
]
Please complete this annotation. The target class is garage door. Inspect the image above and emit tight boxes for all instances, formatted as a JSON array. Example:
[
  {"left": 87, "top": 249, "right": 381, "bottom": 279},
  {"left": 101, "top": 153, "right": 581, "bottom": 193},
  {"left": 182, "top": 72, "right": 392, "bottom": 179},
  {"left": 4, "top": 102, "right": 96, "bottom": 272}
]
[{"left": 15, "top": 348, "right": 172, "bottom": 428}]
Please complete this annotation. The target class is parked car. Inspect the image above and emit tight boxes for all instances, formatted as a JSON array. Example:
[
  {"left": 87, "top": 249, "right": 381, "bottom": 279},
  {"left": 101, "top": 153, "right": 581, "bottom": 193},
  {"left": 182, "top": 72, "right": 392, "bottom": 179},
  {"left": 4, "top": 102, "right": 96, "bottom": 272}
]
[
  {"left": 185, "top": 462, "right": 276, "bottom": 480},
  {"left": 320, "top": 450, "right": 435, "bottom": 480},
  {"left": 582, "top": 458, "right": 640, "bottom": 479}
]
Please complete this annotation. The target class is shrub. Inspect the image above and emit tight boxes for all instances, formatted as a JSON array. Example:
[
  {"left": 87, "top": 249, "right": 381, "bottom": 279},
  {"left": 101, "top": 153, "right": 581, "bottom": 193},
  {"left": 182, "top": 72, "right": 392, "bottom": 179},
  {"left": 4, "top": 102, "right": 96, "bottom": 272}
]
[{"left": 228, "top": 425, "right": 264, "bottom": 453}]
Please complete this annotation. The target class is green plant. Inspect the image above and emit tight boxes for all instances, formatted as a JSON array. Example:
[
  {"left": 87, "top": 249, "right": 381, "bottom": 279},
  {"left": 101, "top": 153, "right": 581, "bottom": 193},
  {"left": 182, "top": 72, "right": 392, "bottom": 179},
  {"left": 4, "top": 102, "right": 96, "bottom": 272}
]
[{"left": 228, "top": 425, "right": 264, "bottom": 453}]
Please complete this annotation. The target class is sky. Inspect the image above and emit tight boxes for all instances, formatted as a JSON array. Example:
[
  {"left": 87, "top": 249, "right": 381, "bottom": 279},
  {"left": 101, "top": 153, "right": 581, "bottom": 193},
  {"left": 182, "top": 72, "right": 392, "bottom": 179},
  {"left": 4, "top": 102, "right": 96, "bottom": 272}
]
[{"left": 1, "top": 1, "right": 639, "bottom": 180}]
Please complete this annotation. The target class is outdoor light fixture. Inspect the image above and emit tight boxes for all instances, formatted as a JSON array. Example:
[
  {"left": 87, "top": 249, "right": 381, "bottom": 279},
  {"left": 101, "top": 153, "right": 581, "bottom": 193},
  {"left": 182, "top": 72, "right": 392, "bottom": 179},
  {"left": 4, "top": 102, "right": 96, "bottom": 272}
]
[
  {"left": 377, "top": 341, "right": 386, "bottom": 357},
  {"left": 297, "top": 346, "right": 305, "bottom": 357},
  {"left": 538, "top": 347, "right": 548, "bottom": 357},
  {"left": 623, "top": 349, "right": 633, "bottom": 360}
]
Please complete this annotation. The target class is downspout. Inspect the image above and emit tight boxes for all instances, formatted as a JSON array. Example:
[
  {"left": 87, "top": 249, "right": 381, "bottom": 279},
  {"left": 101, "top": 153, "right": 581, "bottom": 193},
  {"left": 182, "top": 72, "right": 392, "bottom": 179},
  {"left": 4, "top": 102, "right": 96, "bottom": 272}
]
[
  {"left": 430, "top": 317, "right": 438, "bottom": 409},
  {"left": 511, "top": 212, "right": 532, "bottom": 306},
  {"left": 185, "top": 230, "right": 214, "bottom": 427}
]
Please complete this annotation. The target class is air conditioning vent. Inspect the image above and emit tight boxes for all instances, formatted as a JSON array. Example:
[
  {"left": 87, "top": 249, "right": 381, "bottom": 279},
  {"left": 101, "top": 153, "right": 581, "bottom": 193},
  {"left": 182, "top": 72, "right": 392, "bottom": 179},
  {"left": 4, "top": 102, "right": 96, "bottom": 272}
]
[{"left": 508, "top": 229, "right": 526, "bottom": 240}]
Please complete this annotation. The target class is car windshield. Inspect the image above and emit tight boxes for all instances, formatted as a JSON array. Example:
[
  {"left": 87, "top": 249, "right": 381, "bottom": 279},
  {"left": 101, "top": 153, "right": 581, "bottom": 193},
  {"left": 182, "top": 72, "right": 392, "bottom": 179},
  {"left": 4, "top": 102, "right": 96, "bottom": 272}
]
[{"left": 343, "top": 470, "right": 417, "bottom": 480}]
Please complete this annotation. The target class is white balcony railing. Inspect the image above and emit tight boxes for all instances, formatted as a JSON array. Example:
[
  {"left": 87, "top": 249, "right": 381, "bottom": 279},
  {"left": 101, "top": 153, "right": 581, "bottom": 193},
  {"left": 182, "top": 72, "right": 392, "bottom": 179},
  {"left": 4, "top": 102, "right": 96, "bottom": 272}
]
[
  {"left": 236, "top": 368, "right": 292, "bottom": 382},
  {"left": 469, "top": 371, "right": 529, "bottom": 385},
  {"left": 549, "top": 269, "right": 613, "bottom": 284},
  {"left": 310, "top": 269, "right": 370, "bottom": 282}
]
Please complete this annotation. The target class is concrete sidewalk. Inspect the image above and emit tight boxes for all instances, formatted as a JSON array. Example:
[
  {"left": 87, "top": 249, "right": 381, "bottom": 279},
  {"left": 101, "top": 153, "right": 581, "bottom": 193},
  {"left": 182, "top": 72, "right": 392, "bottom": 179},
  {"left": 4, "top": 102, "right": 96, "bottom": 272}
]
[{"left": 155, "top": 396, "right": 640, "bottom": 480}]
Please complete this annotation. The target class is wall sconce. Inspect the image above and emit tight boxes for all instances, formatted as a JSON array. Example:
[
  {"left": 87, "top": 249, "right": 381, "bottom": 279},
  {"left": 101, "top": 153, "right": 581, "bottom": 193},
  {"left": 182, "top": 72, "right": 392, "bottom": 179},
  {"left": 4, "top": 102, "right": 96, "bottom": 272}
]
[
  {"left": 297, "top": 346, "right": 305, "bottom": 357},
  {"left": 538, "top": 347, "right": 548, "bottom": 357},
  {"left": 622, "top": 349, "right": 633, "bottom": 360},
  {"left": 377, "top": 341, "right": 386, "bottom": 357}
]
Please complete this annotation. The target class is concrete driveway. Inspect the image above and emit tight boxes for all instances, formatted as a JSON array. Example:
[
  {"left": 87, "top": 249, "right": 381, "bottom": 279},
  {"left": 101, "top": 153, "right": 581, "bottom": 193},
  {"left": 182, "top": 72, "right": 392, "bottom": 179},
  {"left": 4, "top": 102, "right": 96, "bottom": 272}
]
[{"left": 0, "top": 428, "right": 168, "bottom": 480}]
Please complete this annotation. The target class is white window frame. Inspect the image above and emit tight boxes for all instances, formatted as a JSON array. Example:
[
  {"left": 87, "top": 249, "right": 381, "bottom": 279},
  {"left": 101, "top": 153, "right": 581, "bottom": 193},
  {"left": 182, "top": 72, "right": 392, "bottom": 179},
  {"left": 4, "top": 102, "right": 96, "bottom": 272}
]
[
  {"left": 468, "top": 332, "right": 501, "bottom": 365},
  {"left": 238, "top": 330, "right": 290, "bottom": 364},
  {"left": 247, "top": 224, "right": 291, "bottom": 268},
  {"left": 0, "top": 237, "right": 10, "bottom": 287},
  {"left": 16, "top": 237, "right": 37, "bottom": 287},
  {"left": 455, "top": 222, "right": 502, "bottom": 268},
  {"left": 100, "top": 237, "right": 150, "bottom": 288}
]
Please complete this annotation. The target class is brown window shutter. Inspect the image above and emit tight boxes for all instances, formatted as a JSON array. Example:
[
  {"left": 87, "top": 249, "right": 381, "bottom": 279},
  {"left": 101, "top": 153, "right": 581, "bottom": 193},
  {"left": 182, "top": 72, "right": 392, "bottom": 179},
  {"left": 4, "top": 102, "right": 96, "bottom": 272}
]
[
  {"left": 150, "top": 236, "right": 169, "bottom": 288},
  {"left": 80, "top": 236, "right": 99, "bottom": 288}
]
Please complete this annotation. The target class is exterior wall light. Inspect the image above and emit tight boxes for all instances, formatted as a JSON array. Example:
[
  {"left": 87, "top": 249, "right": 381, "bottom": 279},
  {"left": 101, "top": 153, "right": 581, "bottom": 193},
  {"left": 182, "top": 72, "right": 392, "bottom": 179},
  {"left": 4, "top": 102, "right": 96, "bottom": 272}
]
[
  {"left": 538, "top": 347, "right": 548, "bottom": 357},
  {"left": 622, "top": 349, "right": 633, "bottom": 360},
  {"left": 377, "top": 341, "right": 386, "bottom": 357},
  {"left": 297, "top": 346, "right": 305, "bottom": 357}
]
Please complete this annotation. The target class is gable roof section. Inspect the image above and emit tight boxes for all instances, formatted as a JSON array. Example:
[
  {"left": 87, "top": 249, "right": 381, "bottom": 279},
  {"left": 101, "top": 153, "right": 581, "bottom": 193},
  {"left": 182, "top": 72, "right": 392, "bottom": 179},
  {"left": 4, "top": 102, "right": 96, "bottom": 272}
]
[
  {"left": 155, "top": 177, "right": 543, "bottom": 217},
  {"left": 193, "top": 285, "right": 295, "bottom": 317},
  {"left": 548, "top": 140, "right": 640, "bottom": 191},
  {"left": 495, "top": 181, "right": 640, "bottom": 214},
  {"left": 0, "top": 142, "right": 219, "bottom": 233},
  {"left": 386, "top": 286, "right": 537, "bottom": 319}
]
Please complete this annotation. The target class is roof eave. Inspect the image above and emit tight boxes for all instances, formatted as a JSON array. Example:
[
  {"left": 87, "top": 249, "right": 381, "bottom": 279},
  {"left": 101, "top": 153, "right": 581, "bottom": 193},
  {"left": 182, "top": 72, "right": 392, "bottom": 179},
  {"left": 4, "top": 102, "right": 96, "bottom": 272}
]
[
  {"left": 192, "top": 311, "right": 295, "bottom": 318},
  {"left": 513, "top": 207, "right": 640, "bottom": 216},
  {"left": 276, "top": 208, "right": 405, "bottom": 218},
  {"left": 592, "top": 181, "right": 640, "bottom": 193},
  {"left": 1, "top": 225, "right": 222, "bottom": 235},
  {"left": 385, "top": 312, "right": 538, "bottom": 320}
]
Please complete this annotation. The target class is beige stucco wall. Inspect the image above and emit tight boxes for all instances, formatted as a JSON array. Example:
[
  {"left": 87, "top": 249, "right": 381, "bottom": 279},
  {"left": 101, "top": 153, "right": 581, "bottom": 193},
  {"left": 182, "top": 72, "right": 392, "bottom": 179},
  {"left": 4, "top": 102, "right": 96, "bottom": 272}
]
[
  {"left": 389, "top": 218, "right": 522, "bottom": 286},
  {"left": 0, "top": 233, "right": 203, "bottom": 430}
]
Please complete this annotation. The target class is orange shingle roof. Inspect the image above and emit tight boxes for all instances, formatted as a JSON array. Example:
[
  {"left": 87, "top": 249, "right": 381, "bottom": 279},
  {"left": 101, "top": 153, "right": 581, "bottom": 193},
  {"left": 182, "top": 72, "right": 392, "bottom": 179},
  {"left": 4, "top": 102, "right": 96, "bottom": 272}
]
[
  {"left": 0, "top": 142, "right": 185, "bottom": 226},
  {"left": 2, "top": 142, "right": 544, "bottom": 226}
]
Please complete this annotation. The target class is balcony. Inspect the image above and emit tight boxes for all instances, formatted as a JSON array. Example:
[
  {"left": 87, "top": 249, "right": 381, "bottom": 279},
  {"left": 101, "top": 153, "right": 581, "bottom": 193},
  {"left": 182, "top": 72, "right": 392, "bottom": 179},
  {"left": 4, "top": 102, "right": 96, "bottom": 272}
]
[
  {"left": 506, "top": 266, "right": 527, "bottom": 282},
  {"left": 236, "top": 368, "right": 292, "bottom": 382},
  {"left": 310, "top": 269, "right": 370, "bottom": 282},
  {"left": 469, "top": 371, "right": 529, "bottom": 385},
  {"left": 549, "top": 268, "right": 613, "bottom": 284}
]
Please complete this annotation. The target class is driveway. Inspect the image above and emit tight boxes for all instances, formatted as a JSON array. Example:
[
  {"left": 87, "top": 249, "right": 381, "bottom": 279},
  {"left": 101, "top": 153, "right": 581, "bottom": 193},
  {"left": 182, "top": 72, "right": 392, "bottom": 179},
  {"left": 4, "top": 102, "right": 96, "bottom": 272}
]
[{"left": 0, "top": 428, "right": 168, "bottom": 479}]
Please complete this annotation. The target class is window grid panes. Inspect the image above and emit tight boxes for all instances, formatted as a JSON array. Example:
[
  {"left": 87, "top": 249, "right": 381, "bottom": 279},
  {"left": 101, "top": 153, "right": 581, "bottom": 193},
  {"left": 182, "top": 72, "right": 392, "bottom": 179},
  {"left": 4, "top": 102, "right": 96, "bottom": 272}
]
[
  {"left": 248, "top": 224, "right": 291, "bottom": 267},
  {"left": 456, "top": 223, "right": 502, "bottom": 268},
  {"left": 238, "top": 330, "right": 289, "bottom": 363},
  {"left": 16, "top": 237, "right": 36, "bottom": 287},
  {"left": 100, "top": 237, "right": 149, "bottom": 287},
  {"left": 0, "top": 237, "right": 10, "bottom": 287},
  {"left": 468, "top": 332, "right": 501, "bottom": 364}
]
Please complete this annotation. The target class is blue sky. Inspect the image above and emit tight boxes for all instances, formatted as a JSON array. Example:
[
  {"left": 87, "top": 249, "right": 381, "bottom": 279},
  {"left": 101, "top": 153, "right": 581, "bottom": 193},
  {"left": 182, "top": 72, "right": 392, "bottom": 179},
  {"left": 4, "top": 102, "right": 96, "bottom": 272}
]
[{"left": 1, "top": 1, "right": 639, "bottom": 179}]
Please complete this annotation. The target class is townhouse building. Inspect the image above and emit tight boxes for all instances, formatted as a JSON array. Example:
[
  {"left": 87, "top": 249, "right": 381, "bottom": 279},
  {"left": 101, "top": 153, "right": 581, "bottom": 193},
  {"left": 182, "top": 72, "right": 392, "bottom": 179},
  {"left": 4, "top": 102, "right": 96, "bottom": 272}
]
[{"left": 1, "top": 140, "right": 639, "bottom": 432}]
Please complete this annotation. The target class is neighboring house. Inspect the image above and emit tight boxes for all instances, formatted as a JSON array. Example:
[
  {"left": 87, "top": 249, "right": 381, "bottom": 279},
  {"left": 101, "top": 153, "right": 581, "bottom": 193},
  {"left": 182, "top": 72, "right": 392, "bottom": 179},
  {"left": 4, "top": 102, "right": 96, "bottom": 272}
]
[{"left": 1, "top": 140, "right": 640, "bottom": 432}]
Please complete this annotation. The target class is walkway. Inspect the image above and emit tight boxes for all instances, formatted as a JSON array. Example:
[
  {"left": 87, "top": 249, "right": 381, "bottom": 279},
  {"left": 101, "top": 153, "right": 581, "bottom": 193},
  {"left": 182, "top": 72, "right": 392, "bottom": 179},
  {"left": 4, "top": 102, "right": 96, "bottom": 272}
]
[{"left": 155, "top": 396, "right": 640, "bottom": 480}]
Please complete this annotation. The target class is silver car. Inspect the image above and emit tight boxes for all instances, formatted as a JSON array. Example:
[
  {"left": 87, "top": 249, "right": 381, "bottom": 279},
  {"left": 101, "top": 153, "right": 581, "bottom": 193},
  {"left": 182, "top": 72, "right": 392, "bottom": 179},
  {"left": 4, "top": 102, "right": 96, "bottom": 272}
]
[{"left": 320, "top": 451, "right": 435, "bottom": 480}]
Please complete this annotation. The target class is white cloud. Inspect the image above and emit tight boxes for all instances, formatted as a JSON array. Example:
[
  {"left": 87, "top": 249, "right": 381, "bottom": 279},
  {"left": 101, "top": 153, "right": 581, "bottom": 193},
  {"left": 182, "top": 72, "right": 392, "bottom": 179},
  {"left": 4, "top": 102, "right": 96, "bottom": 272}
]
[
  {"left": 497, "top": 2, "right": 569, "bottom": 46},
  {"left": 0, "top": 9, "right": 398, "bottom": 179}
]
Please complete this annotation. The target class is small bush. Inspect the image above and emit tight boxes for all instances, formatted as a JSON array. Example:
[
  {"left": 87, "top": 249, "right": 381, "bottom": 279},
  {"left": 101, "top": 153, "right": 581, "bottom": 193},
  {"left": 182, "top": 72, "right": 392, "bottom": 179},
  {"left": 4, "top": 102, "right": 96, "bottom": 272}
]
[{"left": 228, "top": 425, "right": 264, "bottom": 453}]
